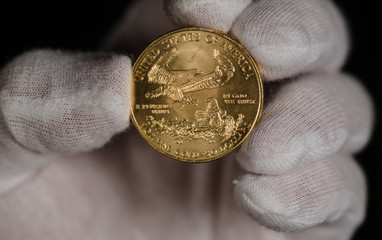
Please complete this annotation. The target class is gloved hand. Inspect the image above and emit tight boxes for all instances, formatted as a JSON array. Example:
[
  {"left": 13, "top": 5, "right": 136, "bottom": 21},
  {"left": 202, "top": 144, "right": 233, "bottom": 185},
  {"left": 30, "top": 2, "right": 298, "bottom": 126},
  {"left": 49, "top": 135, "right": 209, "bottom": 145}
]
[{"left": 0, "top": 0, "right": 373, "bottom": 240}]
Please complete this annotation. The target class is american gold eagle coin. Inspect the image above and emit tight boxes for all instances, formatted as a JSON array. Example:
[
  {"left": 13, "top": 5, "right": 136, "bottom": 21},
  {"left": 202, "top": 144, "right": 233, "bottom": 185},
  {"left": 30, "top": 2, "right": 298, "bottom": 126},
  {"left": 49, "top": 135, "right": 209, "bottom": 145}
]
[{"left": 131, "top": 28, "right": 263, "bottom": 162}]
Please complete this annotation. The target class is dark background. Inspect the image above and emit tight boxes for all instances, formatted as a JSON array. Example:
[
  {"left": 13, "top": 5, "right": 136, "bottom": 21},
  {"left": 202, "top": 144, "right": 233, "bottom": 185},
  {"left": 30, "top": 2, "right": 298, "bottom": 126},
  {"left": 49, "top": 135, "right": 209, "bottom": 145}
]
[{"left": 0, "top": 1, "right": 380, "bottom": 239}]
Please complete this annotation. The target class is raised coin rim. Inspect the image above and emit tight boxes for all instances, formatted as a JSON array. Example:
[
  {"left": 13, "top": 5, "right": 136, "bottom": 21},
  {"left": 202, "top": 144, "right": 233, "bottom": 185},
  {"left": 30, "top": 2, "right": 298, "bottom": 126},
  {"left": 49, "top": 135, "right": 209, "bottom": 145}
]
[{"left": 130, "top": 27, "right": 263, "bottom": 163}]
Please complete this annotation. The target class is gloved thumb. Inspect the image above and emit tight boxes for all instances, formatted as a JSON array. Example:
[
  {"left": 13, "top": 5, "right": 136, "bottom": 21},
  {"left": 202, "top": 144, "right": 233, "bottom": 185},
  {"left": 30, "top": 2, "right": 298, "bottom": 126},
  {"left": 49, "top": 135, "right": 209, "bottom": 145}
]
[{"left": 0, "top": 49, "right": 131, "bottom": 193}]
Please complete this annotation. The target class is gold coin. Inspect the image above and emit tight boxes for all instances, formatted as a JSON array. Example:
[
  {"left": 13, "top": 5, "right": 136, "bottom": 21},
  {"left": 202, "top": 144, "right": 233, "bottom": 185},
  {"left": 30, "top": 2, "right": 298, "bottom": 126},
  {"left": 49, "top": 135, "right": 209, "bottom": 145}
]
[{"left": 131, "top": 28, "right": 263, "bottom": 163}]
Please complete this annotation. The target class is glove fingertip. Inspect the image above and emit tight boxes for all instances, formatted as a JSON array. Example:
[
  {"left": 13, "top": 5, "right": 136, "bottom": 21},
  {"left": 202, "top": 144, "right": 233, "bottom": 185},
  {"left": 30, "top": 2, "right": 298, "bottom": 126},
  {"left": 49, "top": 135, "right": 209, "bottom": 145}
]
[
  {"left": 234, "top": 154, "right": 362, "bottom": 233},
  {"left": 234, "top": 174, "right": 313, "bottom": 232},
  {"left": 0, "top": 50, "right": 132, "bottom": 154},
  {"left": 164, "top": 0, "right": 251, "bottom": 32}
]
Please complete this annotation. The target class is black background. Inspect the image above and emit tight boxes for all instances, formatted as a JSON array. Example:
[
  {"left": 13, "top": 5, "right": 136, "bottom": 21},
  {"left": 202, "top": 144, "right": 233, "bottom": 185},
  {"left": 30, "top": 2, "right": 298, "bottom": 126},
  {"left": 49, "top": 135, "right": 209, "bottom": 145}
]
[{"left": 0, "top": 1, "right": 380, "bottom": 239}]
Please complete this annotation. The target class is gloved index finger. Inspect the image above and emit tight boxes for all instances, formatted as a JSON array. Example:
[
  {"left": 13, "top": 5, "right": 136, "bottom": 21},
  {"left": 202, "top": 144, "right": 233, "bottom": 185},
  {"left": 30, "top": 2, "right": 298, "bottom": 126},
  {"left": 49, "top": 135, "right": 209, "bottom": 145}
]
[
  {"left": 231, "top": 0, "right": 349, "bottom": 81},
  {"left": 164, "top": 0, "right": 251, "bottom": 33},
  {"left": 165, "top": 0, "right": 349, "bottom": 81}
]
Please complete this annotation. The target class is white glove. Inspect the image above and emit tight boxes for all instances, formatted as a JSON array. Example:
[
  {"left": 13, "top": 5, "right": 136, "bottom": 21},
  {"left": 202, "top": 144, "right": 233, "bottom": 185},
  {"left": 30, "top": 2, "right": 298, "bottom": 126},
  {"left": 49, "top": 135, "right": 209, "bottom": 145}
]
[
  {"left": 0, "top": 0, "right": 373, "bottom": 240},
  {"left": 163, "top": 0, "right": 374, "bottom": 237}
]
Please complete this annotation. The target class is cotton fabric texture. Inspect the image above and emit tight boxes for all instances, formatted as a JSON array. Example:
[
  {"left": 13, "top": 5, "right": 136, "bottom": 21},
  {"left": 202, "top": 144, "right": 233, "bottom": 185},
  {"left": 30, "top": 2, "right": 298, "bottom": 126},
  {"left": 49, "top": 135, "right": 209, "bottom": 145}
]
[{"left": 0, "top": 0, "right": 373, "bottom": 239}]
